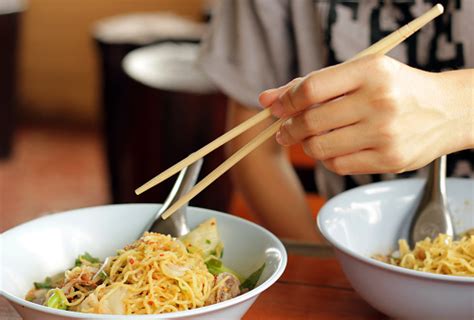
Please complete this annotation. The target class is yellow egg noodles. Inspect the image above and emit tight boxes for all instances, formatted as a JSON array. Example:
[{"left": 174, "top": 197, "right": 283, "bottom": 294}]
[
  {"left": 26, "top": 218, "right": 265, "bottom": 315},
  {"left": 77, "top": 233, "right": 217, "bottom": 314},
  {"left": 375, "top": 233, "right": 474, "bottom": 276}
]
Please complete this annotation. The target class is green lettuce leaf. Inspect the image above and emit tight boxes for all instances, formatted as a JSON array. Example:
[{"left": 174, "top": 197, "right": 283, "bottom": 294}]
[{"left": 240, "top": 263, "right": 265, "bottom": 291}]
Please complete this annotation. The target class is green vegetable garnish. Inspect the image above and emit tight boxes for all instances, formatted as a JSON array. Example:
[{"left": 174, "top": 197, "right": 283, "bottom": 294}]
[
  {"left": 209, "top": 247, "right": 224, "bottom": 258},
  {"left": 205, "top": 257, "right": 242, "bottom": 282},
  {"left": 75, "top": 252, "right": 100, "bottom": 266},
  {"left": 34, "top": 277, "right": 52, "bottom": 289},
  {"left": 240, "top": 263, "right": 265, "bottom": 291},
  {"left": 97, "top": 270, "right": 108, "bottom": 281},
  {"left": 205, "top": 257, "right": 223, "bottom": 274},
  {"left": 205, "top": 239, "right": 211, "bottom": 244},
  {"left": 46, "top": 289, "right": 68, "bottom": 310}
]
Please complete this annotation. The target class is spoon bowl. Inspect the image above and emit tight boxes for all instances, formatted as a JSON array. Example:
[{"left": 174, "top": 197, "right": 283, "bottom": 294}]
[{"left": 144, "top": 159, "right": 203, "bottom": 237}]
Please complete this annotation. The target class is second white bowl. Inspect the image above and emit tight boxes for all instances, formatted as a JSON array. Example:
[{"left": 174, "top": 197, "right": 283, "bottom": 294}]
[{"left": 318, "top": 178, "right": 474, "bottom": 320}]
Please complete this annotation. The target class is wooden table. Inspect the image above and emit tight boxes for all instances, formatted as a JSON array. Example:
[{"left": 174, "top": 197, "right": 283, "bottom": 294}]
[{"left": 0, "top": 243, "right": 387, "bottom": 319}]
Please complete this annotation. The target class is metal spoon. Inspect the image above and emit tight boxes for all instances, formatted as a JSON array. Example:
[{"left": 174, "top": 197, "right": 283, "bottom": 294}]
[
  {"left": 93, "top": 159, "right": 203, "bottom": 280},
  {"left": 409, "top": 155, "right": 455, "bottom": 246},
  {"left": 142, "top": 158, "right": 203, "bottom": 237}
]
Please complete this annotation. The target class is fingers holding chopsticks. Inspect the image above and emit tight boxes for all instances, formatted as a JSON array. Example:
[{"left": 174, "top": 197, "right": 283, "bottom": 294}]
[
  {"left": 259, "top": 55, "right": 371, "bottom": 118},
  {"left": 275, "top": 92, "right": 366, "bottom": 146},
  {"left": 259, "top": 54, "right": 465, "bottom": 174}
]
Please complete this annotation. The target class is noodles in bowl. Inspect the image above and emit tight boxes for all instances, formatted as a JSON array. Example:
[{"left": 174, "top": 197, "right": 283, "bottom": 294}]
[
  {"left": 25, "top": 219, "right": 264, "bottom": 315},
  {"left": 373, "top": 232, "right": 474, "bottom": 277},
  {"left": 1, "top": 204, "right": 287, "bottom": 320},
  {"left": 317, "top": 178, "right": 474, "bottom": 320}
]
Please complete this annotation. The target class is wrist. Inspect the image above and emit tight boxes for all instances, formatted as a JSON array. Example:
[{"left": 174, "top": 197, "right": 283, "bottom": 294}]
[{"left": 435, "top": 69, "right": 474, "bottom": 153}]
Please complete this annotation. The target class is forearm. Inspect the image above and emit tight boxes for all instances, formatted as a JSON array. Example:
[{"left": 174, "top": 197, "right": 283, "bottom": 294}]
[
  {"left": 436, "top": 69, "right": 474, "bottom": 154},
  {"left": 226, "top": 99, "right": 320, "bottom": 241}
]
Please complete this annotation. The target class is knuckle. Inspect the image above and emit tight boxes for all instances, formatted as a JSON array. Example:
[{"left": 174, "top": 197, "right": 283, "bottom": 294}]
[
  {"left": 324, "top": 158, "right": 348, "bottom": 176},
  {"left": 289, "top": 77, "right": 304, "bottom": 86},
  {"left": 382, "top": 84, "right": 401, "bottom": 104},
  {"left": 332, "top": 160, "right": 348, "bottom": 175},
  {"left": 383, "top": 148, "right": 408, "bottom": 170},
  {"left": 368, "top": 56, "right": 399, "bottom": 79},
  {"left": 297, "top": 77, "right": 319, "bottom": 104},
  {"left": 368, "top": 56, "right": 403, "bottom": 87},
  {"left": 281, "top": 91, "right": 298, "bottom": 114},
  {"left": 300, "top": 111, "right": 318, "bottom": 133},
  {"left": 304, "top": 137, "right": 327, "bottom": 160},
  {"left": 370, "top": 87, "right": 402, "bottom": 116},
  {"left": 377, "top": 122, "right": 399, "bottom": 142},
  {"left": 391, "top": 167, "right": 407, "bottom": 174},
  {"left": 279, "top": 120, "right": 297, "bottom": 144},
  {"left": 370, "top": 55, "right": 396, "bottom": 75}
]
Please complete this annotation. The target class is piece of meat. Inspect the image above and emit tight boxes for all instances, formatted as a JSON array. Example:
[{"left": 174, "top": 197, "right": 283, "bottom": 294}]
[
  {"left": 25, "top": 288, "right": 49, "bottom": 305},
  {"left": 64, "top": 265, "right": 101, "bottom": 290},
  {"left": 206, "top": 272, "right": 240, "bottom": 305}
]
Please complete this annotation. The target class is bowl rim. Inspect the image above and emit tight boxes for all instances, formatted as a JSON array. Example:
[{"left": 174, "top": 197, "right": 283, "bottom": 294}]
[
  {"left": 0, "top": 203, "right": 288, "bottom": 319},
  {"left": 317, "top": 178, "right": 474, "bottom": 284}
]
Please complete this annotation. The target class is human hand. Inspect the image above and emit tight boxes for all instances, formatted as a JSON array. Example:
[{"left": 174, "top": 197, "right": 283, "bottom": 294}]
[{"left": 259, "top": 55, "right": 473, "bottom": 175}]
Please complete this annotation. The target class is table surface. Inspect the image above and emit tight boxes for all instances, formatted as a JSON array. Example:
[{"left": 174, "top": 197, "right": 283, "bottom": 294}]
[{"left": 0, "top": 242, "right": 387, "bottom": 320}]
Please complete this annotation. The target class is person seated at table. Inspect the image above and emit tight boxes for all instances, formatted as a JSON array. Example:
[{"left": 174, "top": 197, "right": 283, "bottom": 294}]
[{"left": 198, "top": 0, "right": 473, "bottom": 242}]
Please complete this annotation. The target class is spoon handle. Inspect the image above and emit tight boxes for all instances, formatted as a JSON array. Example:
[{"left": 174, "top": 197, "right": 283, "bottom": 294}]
[
  {"left": 409, "top": 155, "right": 454, "bottom": 245},
  {"left": 425, "top": 155, "right": 447, "bottom": 202}
]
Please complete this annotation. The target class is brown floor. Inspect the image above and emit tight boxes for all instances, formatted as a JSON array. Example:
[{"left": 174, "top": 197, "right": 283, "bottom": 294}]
[
  {"left": 0, "top": 122, "right": 325, "bottom": 233},
  {"left": 0, "top": 123, "right": 110, "bottom": 232}
]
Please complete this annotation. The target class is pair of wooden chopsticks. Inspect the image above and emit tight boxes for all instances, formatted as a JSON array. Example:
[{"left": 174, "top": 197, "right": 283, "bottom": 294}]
[{"left": 135, "top": 4, "right": 444, "bottom": 220}]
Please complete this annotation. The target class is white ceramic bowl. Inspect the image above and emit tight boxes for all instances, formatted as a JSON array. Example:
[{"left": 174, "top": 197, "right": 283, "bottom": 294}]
[
  {"left": 1, "top": 204, "right": 287, "bottom": 320},
  {"left": 318, "top": 178, "right": 474, "bottom": 320}
]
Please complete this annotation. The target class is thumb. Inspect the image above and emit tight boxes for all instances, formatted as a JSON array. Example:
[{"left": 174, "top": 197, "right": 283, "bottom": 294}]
[{"left": 258, "top": 78, "right": 303, "bottom": 108}]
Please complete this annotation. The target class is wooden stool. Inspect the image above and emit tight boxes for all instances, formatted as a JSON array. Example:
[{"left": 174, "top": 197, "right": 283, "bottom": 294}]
[
  {"left": 93, "top": 14, "right": 232, "bottom": 211},
  {"left": 120, "top": 42, "right": 232, "bottom": 212}
]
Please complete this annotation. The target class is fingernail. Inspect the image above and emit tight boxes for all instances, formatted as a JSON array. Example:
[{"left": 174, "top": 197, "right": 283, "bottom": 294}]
[
  {"left": 275, "top": 130, "right": 288, "bottom": 146},
  {"left": 271, "top": 99, "right": 284, "bottom": 117},
  {"left": 258, "top": 91, "right": 272, "bottom": 107}
]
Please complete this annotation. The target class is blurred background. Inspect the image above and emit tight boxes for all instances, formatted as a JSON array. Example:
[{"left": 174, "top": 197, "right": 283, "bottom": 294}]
[{"left": 0, "top": 0, "right": 324, "bottom": 237}]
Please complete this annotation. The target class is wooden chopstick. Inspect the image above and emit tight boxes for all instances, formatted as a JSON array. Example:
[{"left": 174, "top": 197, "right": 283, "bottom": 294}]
[
  {"left": 144, "top": 4, "right": 444, "bottom": 220},
  {"left": 135, "top": 108, "right": 272, "bottom": 195},
  {"left": 350, "top": 3, "right": 443, "bottom": 61},
  {"left": 161, "top": 118, "right": 284, "bottom": 219}
]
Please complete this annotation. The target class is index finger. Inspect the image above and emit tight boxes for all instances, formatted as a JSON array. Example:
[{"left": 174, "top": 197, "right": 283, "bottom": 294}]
[{"left": 269, "top": 56, "right": 371, "bottom": 118}]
